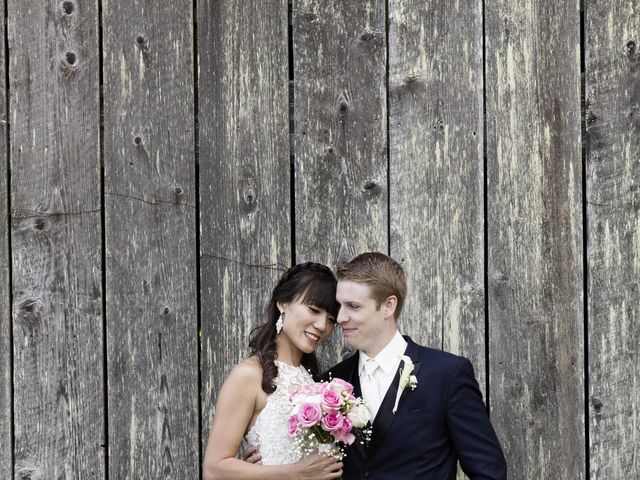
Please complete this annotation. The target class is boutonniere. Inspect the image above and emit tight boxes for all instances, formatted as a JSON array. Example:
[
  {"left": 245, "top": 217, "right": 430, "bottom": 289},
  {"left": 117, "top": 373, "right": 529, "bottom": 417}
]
[{"left": 393, "top": 355, "right": 418, "bottom": 413}]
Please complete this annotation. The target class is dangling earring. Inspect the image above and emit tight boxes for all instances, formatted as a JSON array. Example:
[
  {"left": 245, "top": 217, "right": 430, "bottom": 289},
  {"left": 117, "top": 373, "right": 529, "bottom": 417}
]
[{"left": 276, "top": 311, "right": 284, "bottom": 334}]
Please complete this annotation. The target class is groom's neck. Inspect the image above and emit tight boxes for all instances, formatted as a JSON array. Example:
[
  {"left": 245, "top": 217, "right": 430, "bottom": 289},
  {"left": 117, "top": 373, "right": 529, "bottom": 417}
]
[{"left": 361, "top": 328, "right": 399, "bottom": 358}]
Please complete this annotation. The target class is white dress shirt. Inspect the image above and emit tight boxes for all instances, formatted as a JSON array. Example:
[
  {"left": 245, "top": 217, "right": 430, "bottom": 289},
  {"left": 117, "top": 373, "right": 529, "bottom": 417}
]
[{"left": 358, "top": 331, "right": 408, "bottom": 419}]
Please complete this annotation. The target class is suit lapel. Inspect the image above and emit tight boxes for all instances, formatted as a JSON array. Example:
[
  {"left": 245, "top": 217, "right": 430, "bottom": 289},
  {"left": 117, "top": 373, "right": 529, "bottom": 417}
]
[{"left": 366, "top": 338, "right": 421, "bottom": 457}]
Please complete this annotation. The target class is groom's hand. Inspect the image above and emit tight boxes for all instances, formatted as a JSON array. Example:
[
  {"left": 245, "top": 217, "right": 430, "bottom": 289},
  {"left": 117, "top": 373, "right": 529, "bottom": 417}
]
[{"left": 243, "top": 445, "right": 262, "bottom": 464}]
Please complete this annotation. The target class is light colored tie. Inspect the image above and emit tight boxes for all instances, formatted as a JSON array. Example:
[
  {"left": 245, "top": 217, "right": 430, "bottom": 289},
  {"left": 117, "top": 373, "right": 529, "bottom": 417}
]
[{"left": 361, "top": 358, "right": 381, "bottom": 420}]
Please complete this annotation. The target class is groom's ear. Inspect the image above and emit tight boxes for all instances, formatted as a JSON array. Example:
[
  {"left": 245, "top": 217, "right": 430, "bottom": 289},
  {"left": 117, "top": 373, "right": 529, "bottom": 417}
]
[{"left": 384, "top": 295, "right": 398, "bottom": 320}]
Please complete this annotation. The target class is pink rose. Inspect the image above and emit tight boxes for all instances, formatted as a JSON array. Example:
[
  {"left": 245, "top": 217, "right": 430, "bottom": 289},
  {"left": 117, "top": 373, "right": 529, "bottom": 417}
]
[
  {"left": 321, "top": 389, "right": 343, "bottom": 412},
  {"left": 333, "top": 417, "right": 355, "bottom": 445},
  {"left": 321, "top": 411, "right": 344, "bottom": 432},
  {"left": 287, "top": 416, "right": 300, "bottom": 437},
  {"left": 328, "top": 378, "right": 354, "bottom": 395},
  {"left": 297, "top": 402, "right": 322, "bottom": 427}
]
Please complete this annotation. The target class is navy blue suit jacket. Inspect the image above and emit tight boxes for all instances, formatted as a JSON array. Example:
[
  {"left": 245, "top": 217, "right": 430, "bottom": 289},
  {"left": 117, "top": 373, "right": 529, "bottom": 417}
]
[{"left": 325, "top": 336, "right": 507, "bottom": 480}]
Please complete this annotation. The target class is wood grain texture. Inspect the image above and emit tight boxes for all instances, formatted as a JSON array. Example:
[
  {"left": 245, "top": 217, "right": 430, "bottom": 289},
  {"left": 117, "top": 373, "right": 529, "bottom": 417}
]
[
  {"left": 197, "top": 0, "right": 291, "bottom": 453},
  {"left": 486, "top": 1, "right": 585, "bottom": 478},
  {"left": 388, "top": 0, "right": 486, "bottom": 386},
  {"left": 586, "top": 1, "right": 640, "bottom": 478},
  {"left": 8, "top": 0, "right": 104, "bottom": 478},
  {"left": 102, "top": 0, "right": 198, "bottom": 477},
  {"left": 293, "top": 0, "right": 388, "bottom": 369},
  {"left": 0, "top": 0, "right": 10, "bottom": 476}
]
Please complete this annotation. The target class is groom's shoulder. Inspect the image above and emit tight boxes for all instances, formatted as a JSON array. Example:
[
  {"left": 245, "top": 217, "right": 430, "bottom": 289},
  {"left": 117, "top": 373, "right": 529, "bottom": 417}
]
[
  {"left": 409, "top": 339, "right": 473, "bottom": 373},
  {"left": 324, "top": 351, "right": 358, "bottom": 380}
]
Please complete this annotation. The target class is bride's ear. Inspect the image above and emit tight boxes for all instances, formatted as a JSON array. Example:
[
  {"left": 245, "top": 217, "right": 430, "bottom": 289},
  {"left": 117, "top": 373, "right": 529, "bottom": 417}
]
[{"left": 276, "top": 301, "right": 286, "bottom": 313}]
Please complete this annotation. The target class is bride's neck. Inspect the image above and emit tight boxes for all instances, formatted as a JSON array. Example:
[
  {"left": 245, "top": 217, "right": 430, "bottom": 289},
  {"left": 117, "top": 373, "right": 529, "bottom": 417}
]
[{"left": 275, "top": 337, "right": 303, "bottom": 366}]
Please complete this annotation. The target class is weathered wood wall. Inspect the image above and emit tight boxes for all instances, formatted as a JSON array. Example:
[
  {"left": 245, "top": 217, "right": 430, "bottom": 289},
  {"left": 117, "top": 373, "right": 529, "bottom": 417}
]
[
  {"left": 293, "top": 0, "right": 388, "bottom": 366},
  {"left": 103, "top": 0, "right": 199, "bottom": 477},
  {"left": 198, "top": 0, "right": 291, "bottom": 456},
  {"left": 586, "top": 1, "right": 640, "bottom": 478},
  {"left": 0, "top": 0, "right": 10, "bottom": 476},
  {"left": 486, "top": 1, "right": 585, "bottom": 478},
  {"left": 9, "top": 1, "right": 104, "bottom": 479},
  {"left": 388, "top": 0, "right": 486, "bottom": 392},
  {"left": 0, "top": 1, "right": 638, "bottom": 479}
]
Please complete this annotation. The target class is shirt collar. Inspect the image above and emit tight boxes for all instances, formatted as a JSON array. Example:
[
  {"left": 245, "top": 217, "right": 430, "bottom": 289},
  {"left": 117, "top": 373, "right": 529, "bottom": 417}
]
[{"left": 359, "top": 330, "right": 408, "bottom": 375}]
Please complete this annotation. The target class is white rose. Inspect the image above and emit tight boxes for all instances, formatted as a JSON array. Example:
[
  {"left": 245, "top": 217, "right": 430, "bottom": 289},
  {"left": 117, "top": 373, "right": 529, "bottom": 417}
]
[
  {"left": 328, "top": 382, "right": 344, "bottom": 395},
  {"left": 347, "top": 403, "right": 370, "bottom": 428}
]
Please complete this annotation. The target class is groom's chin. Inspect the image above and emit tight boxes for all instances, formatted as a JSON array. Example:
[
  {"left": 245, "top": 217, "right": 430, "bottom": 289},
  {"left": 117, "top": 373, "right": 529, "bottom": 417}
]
[{"left": 341, "top": 332, "right": 359, "bottom": 348}]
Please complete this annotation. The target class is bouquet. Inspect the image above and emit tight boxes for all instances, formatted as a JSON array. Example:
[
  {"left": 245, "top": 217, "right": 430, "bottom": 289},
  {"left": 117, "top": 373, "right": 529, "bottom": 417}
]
[{"left": 287, "top": 378, "right": 371, "bottom": 462}]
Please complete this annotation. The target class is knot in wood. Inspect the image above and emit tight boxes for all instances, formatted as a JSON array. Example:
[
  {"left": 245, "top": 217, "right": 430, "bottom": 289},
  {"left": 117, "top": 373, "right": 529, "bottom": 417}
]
[
  {"left": 591, "top": 397, "right": 603, "bottom": 411},
  {"left": 492, "top": 271, "right": 508, "bottom": 282},
  {"left": 360, "top": 31, "right": 375, "bottom": 42},
  {"left": 362, "top": 181, "right": 382, "bottom": 200},
  {"left": 61, "top": 0, "right": 75, "bottom": 15},
  {"left": 299, "top": 12, "right": 317, "bottom": 22},
  {"left": 17, "top": 298, "right": 41, "bottom": 336},
  {"left": 16, "top": 467, "right": 38, "bottom": 480},
  {"left": 33, "top": 217, "right": 50, "bottom": 231},
  {"left": 65, "top": 51, "right": 77, "bottom": 65},
  {"left": 136, "top": 35, "right": 146, "bottom": 46},
  {"left": 241, "top": 187, "right": 257, "bottom": 215},
  {"left": 20, "top": 299, "right": 37, "bottom": 313},
  {"left": 59, "top": 51, "right": 79, "bottom": 77}
]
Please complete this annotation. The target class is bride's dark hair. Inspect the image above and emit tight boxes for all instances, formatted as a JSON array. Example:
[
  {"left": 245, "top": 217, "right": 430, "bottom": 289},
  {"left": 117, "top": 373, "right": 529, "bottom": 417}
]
[{"left": 249, "top": 262, "right": 339, "bottom": 394}]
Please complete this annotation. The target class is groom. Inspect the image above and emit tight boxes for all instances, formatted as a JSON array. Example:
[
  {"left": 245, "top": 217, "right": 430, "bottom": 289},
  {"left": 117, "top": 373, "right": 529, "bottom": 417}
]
[{"left": 326, "top": 252, "right": 506, "bottom": 479}]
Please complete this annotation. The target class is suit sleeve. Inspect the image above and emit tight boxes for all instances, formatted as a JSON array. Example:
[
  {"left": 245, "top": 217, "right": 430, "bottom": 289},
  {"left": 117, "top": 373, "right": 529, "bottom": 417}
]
[{"left": 446, "top": 358, "right": 507, "bottom": 480}]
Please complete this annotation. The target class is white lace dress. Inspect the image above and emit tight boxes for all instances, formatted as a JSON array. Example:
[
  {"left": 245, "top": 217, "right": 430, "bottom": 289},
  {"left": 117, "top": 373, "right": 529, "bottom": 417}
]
[{"left": 241, "top": 360, "right": 313, "bottom": 465}]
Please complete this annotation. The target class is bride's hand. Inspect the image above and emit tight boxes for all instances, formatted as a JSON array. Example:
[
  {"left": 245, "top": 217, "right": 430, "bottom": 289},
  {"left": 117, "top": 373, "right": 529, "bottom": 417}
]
[
  {"left": 294, "top": 453, "right": 343, "bottom": 479},
  {"left": 242, "top": 445, "right": 262, "bottom": 464}
]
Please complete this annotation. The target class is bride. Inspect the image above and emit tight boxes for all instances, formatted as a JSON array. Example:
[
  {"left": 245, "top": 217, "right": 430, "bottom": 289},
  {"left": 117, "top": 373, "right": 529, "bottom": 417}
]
[{"left": 203, "top": 262, "right": 344, "bottom": 479}]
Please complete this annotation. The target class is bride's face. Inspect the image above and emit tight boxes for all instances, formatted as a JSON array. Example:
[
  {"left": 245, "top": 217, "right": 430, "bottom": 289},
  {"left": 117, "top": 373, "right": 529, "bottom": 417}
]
[{"left": 278, "top": 298, "right": 336, "bottom": 354}]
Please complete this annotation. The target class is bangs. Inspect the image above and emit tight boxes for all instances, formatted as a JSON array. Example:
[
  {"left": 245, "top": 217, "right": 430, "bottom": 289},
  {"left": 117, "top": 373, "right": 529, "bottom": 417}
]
[{"left": 296, "top": 278, "right": 339, "bottom": 318}]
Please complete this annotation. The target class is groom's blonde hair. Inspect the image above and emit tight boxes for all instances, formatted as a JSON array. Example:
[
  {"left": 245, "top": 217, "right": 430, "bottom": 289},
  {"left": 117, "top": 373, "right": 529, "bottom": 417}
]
[{"left": 336, "top": 252, "right": 407, "bottom": 320}]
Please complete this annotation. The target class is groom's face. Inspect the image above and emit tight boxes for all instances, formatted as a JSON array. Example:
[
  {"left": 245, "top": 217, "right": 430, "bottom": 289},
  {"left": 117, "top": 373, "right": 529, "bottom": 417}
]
[{"left": 336, "top": 280, "right": 390, "bottom": 357}]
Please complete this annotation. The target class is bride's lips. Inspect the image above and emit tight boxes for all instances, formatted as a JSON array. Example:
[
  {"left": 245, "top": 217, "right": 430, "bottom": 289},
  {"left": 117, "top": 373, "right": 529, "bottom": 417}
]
[{"left": 304, "top": 331, "right": 320, "bottom": 345}]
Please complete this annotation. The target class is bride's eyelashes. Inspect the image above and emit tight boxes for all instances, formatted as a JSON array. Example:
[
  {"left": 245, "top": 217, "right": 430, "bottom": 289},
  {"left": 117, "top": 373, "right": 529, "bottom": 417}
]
[{"left": 306, "top": 305, "right": 336, "bottom": 324}]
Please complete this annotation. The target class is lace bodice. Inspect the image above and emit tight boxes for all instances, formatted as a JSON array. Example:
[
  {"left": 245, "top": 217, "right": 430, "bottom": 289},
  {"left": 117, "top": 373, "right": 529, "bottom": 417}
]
[{"left": 241, "top": 360, "right": 313, "bottom": 465}]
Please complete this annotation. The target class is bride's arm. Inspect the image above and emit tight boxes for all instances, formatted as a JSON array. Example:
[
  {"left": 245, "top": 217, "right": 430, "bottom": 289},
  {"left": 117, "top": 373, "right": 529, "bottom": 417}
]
[
  {"left": 203, "top": 361, "right": 342, "bottom": 480},
  {"left": 202, "top": 361, "right": 284, "bottom": 479}
]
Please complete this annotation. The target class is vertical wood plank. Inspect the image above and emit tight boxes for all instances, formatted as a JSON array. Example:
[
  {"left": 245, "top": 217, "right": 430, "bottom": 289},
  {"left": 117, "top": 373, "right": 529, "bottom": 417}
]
[
  {"left": 8, "top": 0, "right": 104, "bottom": 478},
  {"left": 102, "top": 0, "right": 198, "bottom": 477},
  {"left": 586, "top": 1, "right": 640, "bottom": 477},
  {"left": 0, "top": 0, "right": 10, "bottom": 476},
  {"left": 293, "top": 0, "right": 388, "bottom": 367},
  {"left": 388, "top": 0, "right": 486, "bottom": 388},
  {"left": 198, "top": 0, "right": 291, "bottom": 452},
  {"left": 486, "top": 1, "right": 584, "bottom": 478}
]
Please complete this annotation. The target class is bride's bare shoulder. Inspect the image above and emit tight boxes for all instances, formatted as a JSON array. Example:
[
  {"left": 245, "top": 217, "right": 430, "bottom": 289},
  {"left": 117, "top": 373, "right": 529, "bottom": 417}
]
[{"left": 226, "top": 356, "right": 262, "bottom": 384}]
